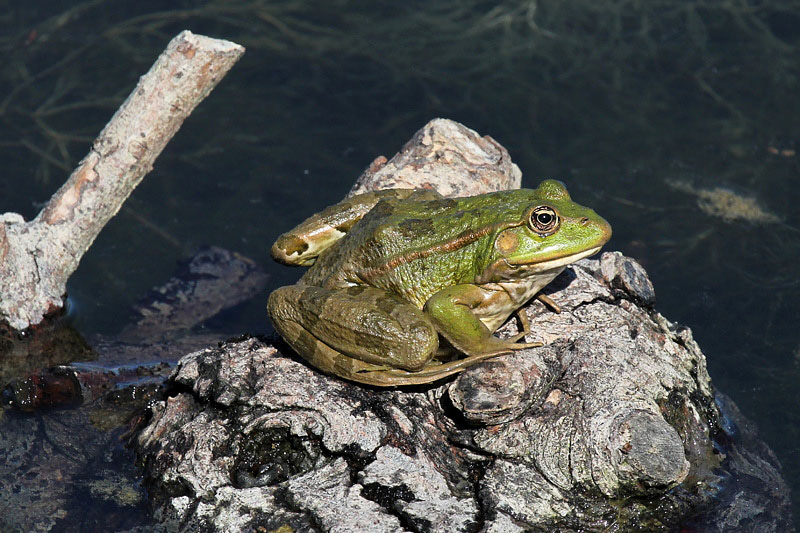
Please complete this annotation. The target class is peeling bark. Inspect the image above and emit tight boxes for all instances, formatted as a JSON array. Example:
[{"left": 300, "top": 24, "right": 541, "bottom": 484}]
[{"left": 0, "top": 31, "right": 244, "bottom": 332}]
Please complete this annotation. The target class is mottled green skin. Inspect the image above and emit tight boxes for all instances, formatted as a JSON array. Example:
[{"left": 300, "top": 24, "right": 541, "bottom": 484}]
[{"left": 268, "top": 181, "right": 612, "bottom": 386}]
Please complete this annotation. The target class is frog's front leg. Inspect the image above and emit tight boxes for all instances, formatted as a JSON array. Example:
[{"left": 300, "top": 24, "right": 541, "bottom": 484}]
[
  {"left": 268, "top": 285, "right": 441, "bottom": 384},
  {"left": 423, "top": 284, "right": 541, "bottom": 357}
]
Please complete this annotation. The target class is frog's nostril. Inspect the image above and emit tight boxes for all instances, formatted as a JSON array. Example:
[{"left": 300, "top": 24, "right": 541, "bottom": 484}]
[{"left": 580, "top": 217, "right": 590, "bottom": 225}]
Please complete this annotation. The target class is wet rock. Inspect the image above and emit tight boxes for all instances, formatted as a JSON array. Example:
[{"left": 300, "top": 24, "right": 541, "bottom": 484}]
[
  {"left": 609, "top": 409, "right": 689, "bottom": 492},
  {"left": 481, "top": 459, "right": 573, "bottom": 528},
  {"left": 285, "top": 458, "right": 403, "bottom": 533},
  {"left": 448, "top": 345, "right": 561, "bottom": 425},
  {"left": 0, "top": 408, "right": 152, "bottom": 532},
  {"left": 155, "top": 484, "right": 310, "bottom": 533},
  {"left": 120, "top": 246, "right": 268, "bottom": 342},
  {"left": 0, "top": 245, "right": 270, "bottom": 531}
]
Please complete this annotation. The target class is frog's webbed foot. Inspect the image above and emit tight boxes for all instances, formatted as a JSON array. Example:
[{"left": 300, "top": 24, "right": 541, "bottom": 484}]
[
  {"left": 501, "top": 293, "right": 559, "bottom": 346},
  {"left": 503, "top": 308, "right": 543, "bottom": 347},
  {"left": 506, "top": 337, "right": 544, "bottom": 348},
  {"left": 271, "top": 189, "right": 439, "bottom": 266}
]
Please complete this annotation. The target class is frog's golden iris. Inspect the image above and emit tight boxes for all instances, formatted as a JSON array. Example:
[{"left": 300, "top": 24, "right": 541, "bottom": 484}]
[
  {"left": 269, "top": 180, "right": 612, "bottom": 386},
  {"left": 529, "top": 205, "right": 559, "bottom": 235}
]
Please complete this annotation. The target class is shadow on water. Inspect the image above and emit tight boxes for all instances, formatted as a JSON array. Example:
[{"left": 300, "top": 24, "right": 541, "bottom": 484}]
[{"left": 1, "top": 0, "right": 799, "bottom": 530}]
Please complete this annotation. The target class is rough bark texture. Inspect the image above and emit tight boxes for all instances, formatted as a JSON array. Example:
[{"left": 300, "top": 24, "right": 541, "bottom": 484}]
[
  {"left": 0, "top": 31, "right": 244, "bottom": 331},
  {"left": 349, "top": 118, "right": 521, "bottom": 197},
  {"left": 0, "top": 247, "right": 268, "bottom": 531},
  {"left": 134, "top": 261, "right": 790, "bottom": 532},
  {"left": 134, "top": 120, "right": 792, "bottom": 532}
]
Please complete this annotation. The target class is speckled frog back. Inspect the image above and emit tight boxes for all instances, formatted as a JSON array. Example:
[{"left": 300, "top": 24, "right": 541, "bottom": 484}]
[{"left": 300, "top": 190, "right": 538, "bottom": 307}]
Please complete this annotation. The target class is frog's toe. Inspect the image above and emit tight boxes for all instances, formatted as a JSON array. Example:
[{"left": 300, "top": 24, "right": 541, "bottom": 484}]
[
  {"left": 505, "top": 330, "right": 543, "bottom": 347},
  {"left": 509, "top": 340, "right": 543, "bottom": 349}
]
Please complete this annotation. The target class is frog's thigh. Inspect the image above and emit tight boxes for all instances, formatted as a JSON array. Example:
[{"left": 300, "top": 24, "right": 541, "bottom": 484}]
[{"left": 268, "top": 285, "right": 438, "bottom": 372}]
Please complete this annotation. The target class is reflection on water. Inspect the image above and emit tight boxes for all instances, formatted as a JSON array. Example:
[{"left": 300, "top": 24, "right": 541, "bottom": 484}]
[{"left": 1, "top": 0, "right": 798, "bottom": 529}]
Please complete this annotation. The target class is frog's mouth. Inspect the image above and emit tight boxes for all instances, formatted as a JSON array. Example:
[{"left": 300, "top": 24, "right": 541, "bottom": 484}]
[
  {"left": 508, "top": 245, "right": 603, "bottom": 274},
  {"left": 477, "top": 246, "right": 603, "bottom": 284}
]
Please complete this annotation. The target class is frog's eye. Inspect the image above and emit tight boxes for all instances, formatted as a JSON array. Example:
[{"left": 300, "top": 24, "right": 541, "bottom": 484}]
[{"left": 529, "top": 206, "right": 559, "bottom": 235}]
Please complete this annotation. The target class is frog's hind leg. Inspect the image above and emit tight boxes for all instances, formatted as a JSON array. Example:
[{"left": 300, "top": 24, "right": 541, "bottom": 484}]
[
  {"left": 267, "top": 316, "right": 410, "bottom": 386},
  {"left": 355, "top": 350, "right": 515, "bottom": 386},
  {"left": 268, "top": 285, "right": 440, "bottom": 385}
]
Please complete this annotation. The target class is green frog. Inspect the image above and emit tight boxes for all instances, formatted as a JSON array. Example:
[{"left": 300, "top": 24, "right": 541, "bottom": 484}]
[{"left": 268, "top": 180, "right": 611, "bottom": 386}]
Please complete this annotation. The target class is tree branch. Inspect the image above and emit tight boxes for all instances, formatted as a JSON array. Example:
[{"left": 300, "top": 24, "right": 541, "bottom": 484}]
[{"left": 0, "top": 30, "right": 245, "bottom": 331}]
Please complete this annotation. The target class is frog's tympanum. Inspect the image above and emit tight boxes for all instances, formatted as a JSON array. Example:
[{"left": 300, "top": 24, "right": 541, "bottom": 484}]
[{"left": 268, "top": 181, "right": 611, "bottom": 386}]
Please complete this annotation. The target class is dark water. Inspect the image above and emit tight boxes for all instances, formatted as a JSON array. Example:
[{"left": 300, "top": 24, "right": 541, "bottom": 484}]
[{"left": 1, "top": 1, "right": 798, "bottom": 529}]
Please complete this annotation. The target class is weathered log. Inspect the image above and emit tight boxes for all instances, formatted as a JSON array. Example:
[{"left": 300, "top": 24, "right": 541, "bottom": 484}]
[
  {"left": 0, "top": 246, "right": 269, "bottom": 530},
  {"left": 349, "top": 118, "right": 521, "bottom": 197},
  {"left": 133, "top": 119, "right": 791, "bottom": 532},
  {"left": 0, "top": 31, "right": 244, "bottom": 332},
  {"left": 1, "top": 246, "right": 267, "bottom": 411}
]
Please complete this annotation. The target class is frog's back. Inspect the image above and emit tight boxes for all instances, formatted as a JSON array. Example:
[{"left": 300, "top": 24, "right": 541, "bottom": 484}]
[{"left": 301, "top": 190, "right": 537, "bottom": 306}]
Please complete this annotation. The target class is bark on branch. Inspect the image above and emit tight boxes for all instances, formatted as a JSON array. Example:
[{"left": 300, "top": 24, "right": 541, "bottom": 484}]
[{"left": 0, "top": 30, "right": 244, "bottom": 331}]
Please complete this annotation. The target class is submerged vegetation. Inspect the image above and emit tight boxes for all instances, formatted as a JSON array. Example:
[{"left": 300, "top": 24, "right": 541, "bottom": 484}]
[
  {"left": 666, "top": 179, "right": 783, "bottom": 224},
  {"left": 1, "top": 1, "right": 798, "bottom": 190}
]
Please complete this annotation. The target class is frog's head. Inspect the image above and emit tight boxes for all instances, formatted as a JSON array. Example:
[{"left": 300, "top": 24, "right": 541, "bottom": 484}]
[{"left": 481, "top": 180, "right": 612, "bottom": 282}]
